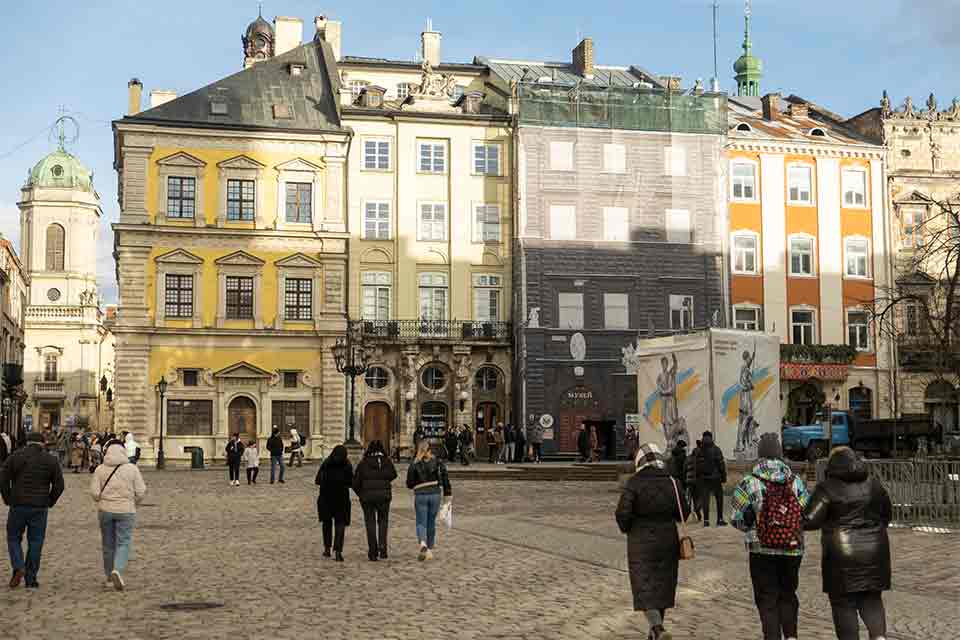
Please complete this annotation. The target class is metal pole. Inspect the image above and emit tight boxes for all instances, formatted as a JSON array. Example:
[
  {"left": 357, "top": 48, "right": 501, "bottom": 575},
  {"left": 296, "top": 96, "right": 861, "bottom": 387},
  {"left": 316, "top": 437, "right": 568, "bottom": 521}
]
[
  {"left": 348, "top": 370, "right": 357, "bottom": 443},
  {"left": 157, "top": 390, "right": 166, "bottom": 469}
]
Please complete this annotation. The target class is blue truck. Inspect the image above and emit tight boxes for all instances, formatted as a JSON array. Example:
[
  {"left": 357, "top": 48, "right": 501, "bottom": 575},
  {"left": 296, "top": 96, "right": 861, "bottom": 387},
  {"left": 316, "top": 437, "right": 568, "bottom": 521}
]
[{"left": 781, "top": 411, "right": 940, "bottom": 461}]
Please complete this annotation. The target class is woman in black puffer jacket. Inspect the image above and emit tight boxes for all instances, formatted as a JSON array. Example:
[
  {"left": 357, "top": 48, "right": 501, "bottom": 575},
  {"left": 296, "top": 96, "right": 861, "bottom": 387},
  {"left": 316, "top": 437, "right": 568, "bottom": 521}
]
[
  {"left": 315, "top": 445, "right": 353, "bottom": 562},
  {"left": 803, "top": 446, "right": 892, "bottom": 640},
  {"left": 352, "top": 440, "right": 397, "bottom": 561}
]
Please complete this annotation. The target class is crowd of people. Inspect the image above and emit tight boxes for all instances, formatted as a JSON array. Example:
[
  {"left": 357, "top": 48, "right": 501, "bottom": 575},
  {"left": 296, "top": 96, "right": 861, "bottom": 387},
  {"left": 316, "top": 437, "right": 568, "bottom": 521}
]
[{"left": 415, "top": 421, "right": 546, "bottom": 466}]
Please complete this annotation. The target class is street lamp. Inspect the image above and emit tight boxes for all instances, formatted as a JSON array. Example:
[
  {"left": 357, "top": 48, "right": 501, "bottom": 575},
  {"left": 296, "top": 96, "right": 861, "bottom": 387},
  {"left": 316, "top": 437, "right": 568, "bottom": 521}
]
[
  {"left": 98, "top": 375, "right": 107, "bottom": 431},
  {"left": 156, "top": 376, "right": 168, "bottom": 469},
  {"left": 331, "top": 327, "right": 370, "bottom": 444},
  {"left": 1, "top": 397, "right": 10, "bottom": 433}
]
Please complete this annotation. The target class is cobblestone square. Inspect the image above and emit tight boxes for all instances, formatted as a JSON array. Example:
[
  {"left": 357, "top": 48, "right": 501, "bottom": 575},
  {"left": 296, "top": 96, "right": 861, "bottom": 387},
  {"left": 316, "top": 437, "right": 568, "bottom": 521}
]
[{"left": 2, "top": 466, "right": 956, "bottom": 639}]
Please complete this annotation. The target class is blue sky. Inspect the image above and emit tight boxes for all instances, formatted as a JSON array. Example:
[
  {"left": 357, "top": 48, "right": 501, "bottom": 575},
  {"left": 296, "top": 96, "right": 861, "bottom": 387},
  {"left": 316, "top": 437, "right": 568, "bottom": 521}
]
[{"left": 1, "top": 0, "right": 956, "bottom": 302}]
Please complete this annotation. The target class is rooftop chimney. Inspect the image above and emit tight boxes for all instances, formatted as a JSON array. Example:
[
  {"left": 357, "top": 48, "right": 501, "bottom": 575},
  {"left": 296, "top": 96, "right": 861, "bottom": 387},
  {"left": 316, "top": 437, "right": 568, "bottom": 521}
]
[
  {"left": 761, "top": 93, "right": 781, "bottom": 121},
  {"left": 274, "top": 16, "right": 303, "bottom": 56},
  {"left": 421, "top": 19, "right": 441, "bottom": 67},
  {"left": 314, "top": 15, "right": 342, "bottom": 61},
  {"left": 127, "top": 78, "right": 142, "bottom": 115},
  {"left": 150, "top": 90, "right": 177, "bottom": 109},
  {"left": 787, "top": 102, "right": 809, "bottom": 118},
  {"left": 572, "top": 38, "right": 594, "bottom": 79}
]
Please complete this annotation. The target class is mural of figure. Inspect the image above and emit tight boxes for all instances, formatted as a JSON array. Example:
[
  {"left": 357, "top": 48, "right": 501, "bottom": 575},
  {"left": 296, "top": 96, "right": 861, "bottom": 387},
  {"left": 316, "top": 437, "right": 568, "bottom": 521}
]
[
  {"left": 736, "top": 343, "right": 758, "bottom": 454},
  {"left": 656, "top": 354, "right": 679, "bottom": 443}
]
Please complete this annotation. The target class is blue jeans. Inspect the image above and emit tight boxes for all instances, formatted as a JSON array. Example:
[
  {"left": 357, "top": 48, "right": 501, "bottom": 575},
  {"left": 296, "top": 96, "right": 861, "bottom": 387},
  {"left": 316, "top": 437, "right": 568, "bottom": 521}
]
[
  {"left": 6, "top": 505, "right": 48, "bottom": 585},
  {"left": 98, "top": 512, "right": 136, "bottom": 577},
  {"left": 270, "top": 455, "right": 285, "bottom": 483},
  {"left": 414, "top": 491, "right": 441, "bottom": 549}
]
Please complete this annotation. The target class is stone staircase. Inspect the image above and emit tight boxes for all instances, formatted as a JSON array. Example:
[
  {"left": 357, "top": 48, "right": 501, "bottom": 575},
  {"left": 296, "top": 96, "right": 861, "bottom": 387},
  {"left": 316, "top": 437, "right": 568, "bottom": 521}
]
[{"left": 447, "top": 463, "right": 621, "bottom": 482}]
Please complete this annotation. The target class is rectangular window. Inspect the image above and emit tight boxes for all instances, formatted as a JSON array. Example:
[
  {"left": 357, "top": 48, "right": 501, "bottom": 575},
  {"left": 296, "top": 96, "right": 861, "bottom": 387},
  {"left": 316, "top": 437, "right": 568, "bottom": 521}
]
[
  {"left": 272, "top": 400, "right": 310, "bottom": 432},
  {"left": 732, "top": 234, "right": 758, "bottom": 274},
  {"left": 666, "top": 209, "right": 691, "bottom": 243},
  {"left": 284, "top": 278, "right": 312, "bottom": 321},
  {"left": 788, "top": 165, "right": 813, "bottom": 204},
  {"left": 665, "top": 146, "right": 686, "bottom": 177},
  {"left": 473, "top": 274, "right": 502, "bottom": 322},
  {"left": 734, "top": 307, "right": 760, "bottom": 331},
  {"left": 473, "top": 204, "right": 501, "bottom": 243},
  {"left": 166, "top": 400, "right": 213, "bottom": 436},
  {"left": 182, "top": 370, "right": 198, "bottom": 387},
  {"left": 791, "top": 309, "right": 815, "bottom": 345},
  {"left": 843, "top": 169, "right": 867, "bottom": 207},
  {"left": 731, "top": 163, "right": 756, "bottom": 201},
  {"left": 904, "top": 300, "right": 924, "bottom": 337},
  {"left": 166, "top": 176, "right": 196, "bottom": 218},
  {"left": 164, "top": 274, "right": 193, "bottom": 318},
  {"left": 43, "top": 354, "right": 57, "bottom": 382},
  {"left": 604, "top": 293, "right": 629, "bottom": 329},
  {"left": 285, "top": 182, "right": 312, "bottom": 223},
  {"left": 845, "top": 238, "right": 869, "bottom": 277},
  {"left": 902, "top": 209, "right": 924, "bottom": 248},
  {"left": 418, "top": 141, "right": 446, "bottom": 173},
  {"left": 789, "top": 236, "right": 815, "bottom": 276},
  {"left": 361, "top": 272, "right": 391, "bottom": 321},
  {"left": 396, "top": 83, "right": 413, "bottom": 100},
  {"left": 669, "top": 294, "right": 694, "bottom": 330},
  {"left": 363, "top": 201, "right": 391, "bottom": 240},
  {"left": 602, "top": 143, "right": 626, "bottom": 173},
  {"left": 225, "top": 276, "right": 254, "bottom": 319},
  {"left": 473, "top": 143, "right": 501, "bottom": 175},
  {"left": 283, "top": 372, "right": 298, "bottom": 389},
  {"left": 363, "top": 139, "right": 390, "bottom": 170},
  {"left": 848, "top": 310, "right": 870, "bottom": 351},
  {"left": 603, "top": 207, "right": 629, "bottom": 242},
  {"left": 549, "top": 205, "right": 577, "bottom": 240},
  {"left": 558, "top": 292, "right": 584, "bottom": 329},
  {"left": 549, "top": 141, "right": 574, "bottom": 171},
  {"left": 226, "top": 178, "right": 255, "bottom": 221},
  {"left": 418, "top": 203, "right": 447, "bottom": 241},
  {"left": 349, "top": 80, "right": 370, "bottom": 99},
  {"left": 418, "top": 273, "right": 448, "bottom": 321}
]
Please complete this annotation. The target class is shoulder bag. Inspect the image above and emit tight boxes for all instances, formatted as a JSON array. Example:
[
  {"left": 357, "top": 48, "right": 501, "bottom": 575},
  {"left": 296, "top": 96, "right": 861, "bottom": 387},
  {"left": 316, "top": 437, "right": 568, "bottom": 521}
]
[
  {"left": 670, "top": 477, "right": 696, "bottom": 560},
  {"left": 98, "top": 464, "right": 124, "bottom": 501}
]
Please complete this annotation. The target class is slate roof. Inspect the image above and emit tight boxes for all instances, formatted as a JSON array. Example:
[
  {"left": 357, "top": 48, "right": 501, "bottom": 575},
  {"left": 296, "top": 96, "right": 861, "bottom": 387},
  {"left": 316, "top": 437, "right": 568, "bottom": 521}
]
[
  {"left": 117, "top": 39, "right": 347, "bottom": 134},
  {"left": 477, "top": 57, "right": 665, "bottom": 89}
]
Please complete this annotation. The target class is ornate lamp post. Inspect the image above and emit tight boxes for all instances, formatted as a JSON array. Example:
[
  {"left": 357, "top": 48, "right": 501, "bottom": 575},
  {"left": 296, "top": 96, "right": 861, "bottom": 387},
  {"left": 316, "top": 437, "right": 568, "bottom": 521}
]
[
  {"left": 98, "top": 375, "right": 107, "bottom": 430},
  {"left": 331, "top": 327, "right": 370, "bottom": 444},
  {"left": 156, "top": 376, "right": 168, "bottom": 469}
]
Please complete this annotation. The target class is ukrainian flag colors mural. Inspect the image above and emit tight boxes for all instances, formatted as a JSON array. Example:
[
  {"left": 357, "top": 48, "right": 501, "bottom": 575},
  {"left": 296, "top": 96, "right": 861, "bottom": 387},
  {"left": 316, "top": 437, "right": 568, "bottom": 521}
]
[
  {"left": 720, "top": 367, "right": 776, "bottom": 423},
  {"left": 642, "top": 368, "right": 702, "bottom": 427}
]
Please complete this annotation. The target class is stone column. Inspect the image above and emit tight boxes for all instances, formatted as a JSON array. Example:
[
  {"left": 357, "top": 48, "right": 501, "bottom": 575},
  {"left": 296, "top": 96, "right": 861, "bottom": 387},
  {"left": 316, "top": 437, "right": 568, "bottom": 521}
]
[
  {"left": 115, "top": 246, "right": 152, "bottom": 326},
  {"left": 112, "top": 336, "right": 151, "bottom": 452},
  {"left": 120, "top": 146, "right": 152, "bottom": 225}
]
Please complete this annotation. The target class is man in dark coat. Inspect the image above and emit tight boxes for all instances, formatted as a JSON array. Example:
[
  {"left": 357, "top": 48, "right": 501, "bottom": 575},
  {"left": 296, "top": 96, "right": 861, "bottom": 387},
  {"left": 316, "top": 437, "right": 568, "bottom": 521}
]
[
  {"left": 694, "top": 431, "right": 727, "bottom": 526},
  {"left": 803, "top": 447, "right": 892, "bottom": 640},
  {"left": 353, "top": 440, "right": 398, "bottom": 561},
  {"left": 514, "top": 423, "right": 526, "bottom": 463},
  {"left": 316, "top": 445, "right": 353, "bottom": 561},
  {"left": 458, "top": 426, "right": 473, "bottom": 466},
  {"left": 224, "top": 433, "right": 245, "bottom": 486},
  {"left": 0, "top": 432, "right": 64, "bottom": 589},
  {"left": 684, "top": 440, "right": 701, "bottom": 521},
  {"left": 576, "top": 423, "right": 591, "bottom": 463},
  {"left": 669, "top": 440, "right": 687, "bottom": 492},
  {"left": 266, "top": 427, "right": 285, "bottom": 484},
  {"left": 615, "top": 442, "right": 689, "bottom": 640}
]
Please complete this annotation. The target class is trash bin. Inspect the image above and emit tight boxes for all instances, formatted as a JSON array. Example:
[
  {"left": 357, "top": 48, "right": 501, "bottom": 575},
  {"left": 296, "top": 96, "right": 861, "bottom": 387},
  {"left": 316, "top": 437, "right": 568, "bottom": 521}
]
[{"left": 184, "top": 446, "right": 204, "bottom": 469}]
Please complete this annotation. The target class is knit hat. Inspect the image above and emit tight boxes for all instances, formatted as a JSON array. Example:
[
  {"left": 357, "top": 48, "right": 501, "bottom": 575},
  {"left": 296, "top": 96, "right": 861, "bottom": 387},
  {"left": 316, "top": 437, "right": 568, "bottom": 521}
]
[
  {"left": 634, "top": 442, "right": 666, "bottom": 471},
  {"left": 758, "top": 433, "right": 782, "bottom": 459}
]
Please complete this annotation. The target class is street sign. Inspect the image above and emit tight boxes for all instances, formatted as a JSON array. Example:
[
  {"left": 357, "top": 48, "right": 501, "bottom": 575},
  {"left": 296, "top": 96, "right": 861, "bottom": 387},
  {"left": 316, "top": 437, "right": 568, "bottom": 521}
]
[{"left": 539, "top": 414, "right": 554, "bottom": 428}]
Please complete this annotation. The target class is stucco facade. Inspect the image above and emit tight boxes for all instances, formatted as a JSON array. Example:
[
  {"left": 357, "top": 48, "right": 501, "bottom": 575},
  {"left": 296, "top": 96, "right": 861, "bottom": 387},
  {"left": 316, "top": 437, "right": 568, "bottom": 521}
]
[{"left": 0, "top": 239, "right": 27, "bottom": 440}]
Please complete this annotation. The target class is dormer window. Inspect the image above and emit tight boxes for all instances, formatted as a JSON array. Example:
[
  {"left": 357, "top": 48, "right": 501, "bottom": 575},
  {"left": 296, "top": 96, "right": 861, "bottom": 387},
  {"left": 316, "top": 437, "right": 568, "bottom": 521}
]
[
  {"left": 289, "top": 63, "right": 306, "bottom": 76},
  {"left": 735, "top": 122, "right": 753, "bottom": 133},
  {"left": 809, "top": 127, "right": 827, "bottom": 138},
  {"left": 360, "top": 86, "right": 386, "bottom": 108}
]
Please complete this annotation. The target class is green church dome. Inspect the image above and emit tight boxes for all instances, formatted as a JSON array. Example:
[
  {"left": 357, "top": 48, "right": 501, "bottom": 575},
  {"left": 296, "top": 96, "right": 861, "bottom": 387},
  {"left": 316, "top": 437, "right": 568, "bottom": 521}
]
[
  {"left": 26, "top": 147, "right": 94, "bottom": 193},
  {"left": 734, "top": 52, "right": 762, "bottom": 75}
]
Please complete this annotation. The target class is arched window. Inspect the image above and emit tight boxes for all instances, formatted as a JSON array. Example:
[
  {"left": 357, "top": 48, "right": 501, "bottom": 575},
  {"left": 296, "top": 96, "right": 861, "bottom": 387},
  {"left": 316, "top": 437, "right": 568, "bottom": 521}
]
[
  {"left": 45, "top": 224, "right": 65, "bottom": 271},
  {"left": 475, "top": 367, "right": 499, "bottom": 392},
  {"left": 848, "top": 386, "right": 873, "bottom": 421}
]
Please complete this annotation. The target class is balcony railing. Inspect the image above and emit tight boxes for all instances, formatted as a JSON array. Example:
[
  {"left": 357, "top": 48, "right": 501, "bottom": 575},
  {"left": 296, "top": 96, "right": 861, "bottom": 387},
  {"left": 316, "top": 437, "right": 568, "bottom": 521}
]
[
  {"left": 780, "top": 344, "right": 857, "bottom": 365},
  {"left": 352, "top": 320, "right": 511, "bottom": 344},
  {"left": 34, "top": 381, "right": 64, "bottom": 395}
]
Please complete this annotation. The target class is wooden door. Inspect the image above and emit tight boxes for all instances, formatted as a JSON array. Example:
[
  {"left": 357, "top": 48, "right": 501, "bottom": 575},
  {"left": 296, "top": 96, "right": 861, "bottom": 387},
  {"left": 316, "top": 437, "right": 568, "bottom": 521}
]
[
  {"left": 363, "top": 402, "right": 392, "bottom": 453},
  {"left": 228, "top": 396, "right": 257, "bottom": 441},
  {"left": 475, "top": 402, "right": 499, "bottom": 459},
  {"left": 558, "top": 386, "right": 599, "bottom": 453}
]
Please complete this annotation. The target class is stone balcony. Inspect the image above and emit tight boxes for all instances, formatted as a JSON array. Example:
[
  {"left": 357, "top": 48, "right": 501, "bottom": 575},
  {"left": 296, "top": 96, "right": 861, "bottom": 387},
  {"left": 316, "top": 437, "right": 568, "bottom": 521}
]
[
  {"left": 33, "top": 381, "right": 65, "bottom": 398},
  {"left": 352, "top": 319, "right": 511, "bottom": 345}
]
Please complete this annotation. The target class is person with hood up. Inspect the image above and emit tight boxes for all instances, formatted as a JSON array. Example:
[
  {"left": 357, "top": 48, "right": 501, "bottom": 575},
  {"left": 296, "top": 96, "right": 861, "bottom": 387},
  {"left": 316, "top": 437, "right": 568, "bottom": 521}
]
[
  {"left": 694, "top": 431, "right": 727, "bottom": 526},
  {"left": 315, "top": 445, "right": 353, "bottom": 561},
  {"left": 615, "top": 442, "right": 690, "bottom": 640},
  {"left": 731, "top": 433, "right": 810, "bottom": 640},
  {"left": 124, "top": 432, "right": 140, "bottom": 464},
  {"left": 90, "top": 439, "right": 147, "bottom": 591},
  {"left": 289, "top": 429, "right": 304, "bottom": 467},
  {"left": 803, "top": 447, "right": 892, "bottom": 640},
  {"left": 352, "top": 440, "right": 398, "bottom": 561},
  {"left": 406, "top": 439, "right": 452, "bottom": 561},
  {"left": 225, "top": 433, "right": 244, "bottom": 486}
]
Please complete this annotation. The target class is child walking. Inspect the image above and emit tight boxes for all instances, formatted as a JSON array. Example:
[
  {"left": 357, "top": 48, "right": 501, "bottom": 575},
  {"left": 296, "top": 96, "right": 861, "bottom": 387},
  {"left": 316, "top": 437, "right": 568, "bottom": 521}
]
[{"left": 244, "top": 440, "right": 260, "bottom": 484}]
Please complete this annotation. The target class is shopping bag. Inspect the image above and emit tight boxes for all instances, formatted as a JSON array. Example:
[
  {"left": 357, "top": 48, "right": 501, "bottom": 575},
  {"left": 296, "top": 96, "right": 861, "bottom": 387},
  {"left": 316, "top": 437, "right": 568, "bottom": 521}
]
[{"left": 438, "top": 500, "right": 453, "bottom": 530}]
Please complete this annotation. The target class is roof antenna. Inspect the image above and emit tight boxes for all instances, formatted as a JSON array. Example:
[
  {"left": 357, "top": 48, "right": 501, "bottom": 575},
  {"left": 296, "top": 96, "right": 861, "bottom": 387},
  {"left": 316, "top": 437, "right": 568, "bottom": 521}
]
[{"left": 711, "top": 1, "right": 720, "bottom": 92}]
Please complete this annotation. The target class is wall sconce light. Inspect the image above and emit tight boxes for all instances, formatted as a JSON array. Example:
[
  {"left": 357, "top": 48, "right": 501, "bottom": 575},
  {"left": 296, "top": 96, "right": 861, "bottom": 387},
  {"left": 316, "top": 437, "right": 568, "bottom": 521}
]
[
  {"left": 405, "top": 390, "right": 414, "bottom": 414},
  {"left": 459, "top": 390, "right": 468, "bottom": 412}
]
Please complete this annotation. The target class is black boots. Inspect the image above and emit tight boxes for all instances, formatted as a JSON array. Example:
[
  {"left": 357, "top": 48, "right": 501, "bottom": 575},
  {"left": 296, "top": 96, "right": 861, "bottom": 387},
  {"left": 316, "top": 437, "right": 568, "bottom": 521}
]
[{"left": 335, "top": 551, "right": 344, "bottom": 562}]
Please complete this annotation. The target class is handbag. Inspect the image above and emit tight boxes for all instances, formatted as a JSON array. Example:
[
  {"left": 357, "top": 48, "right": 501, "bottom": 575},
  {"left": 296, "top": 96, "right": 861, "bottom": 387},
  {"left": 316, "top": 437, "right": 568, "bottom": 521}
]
[
  {"left": 98, "top": 464, "right": 124, "bottom": 501},
  {"left": 670, "top": 477, "right": 695, "bottom": 561}
]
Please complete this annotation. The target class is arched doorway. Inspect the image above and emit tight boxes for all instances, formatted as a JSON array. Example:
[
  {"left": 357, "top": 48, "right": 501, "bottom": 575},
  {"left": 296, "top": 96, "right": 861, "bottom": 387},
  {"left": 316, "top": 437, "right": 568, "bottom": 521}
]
[
  {"left": 474, "top": 401, "right": 500, "bottom": 459},
  {"left": 228, "top": 396, "right": 257, "bottom": 441},
  {"left": 925, "top": 380, "right": 958, "bottom": 434},
  {"left": 363, "top": 402, "right": 392, "bottom": 453},
  {"left": 849, "top": 386, "right": 873, "bottom": 421},
  {"left": 787, "top": 381, "right": 825, "bottom": 425}
]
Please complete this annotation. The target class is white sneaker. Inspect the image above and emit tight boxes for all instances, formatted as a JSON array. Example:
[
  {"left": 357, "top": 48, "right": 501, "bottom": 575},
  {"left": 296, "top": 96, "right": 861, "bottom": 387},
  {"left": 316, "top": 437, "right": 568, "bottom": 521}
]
[{"left": 110, "top": 570, "right": 125, "bottom": 591}]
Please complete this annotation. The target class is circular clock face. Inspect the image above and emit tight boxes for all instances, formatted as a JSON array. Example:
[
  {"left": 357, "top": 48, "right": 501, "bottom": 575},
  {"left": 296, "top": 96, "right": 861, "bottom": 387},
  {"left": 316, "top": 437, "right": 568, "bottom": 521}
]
[{"left": 47, "top": 288, "right": 61, "bottom": 302}]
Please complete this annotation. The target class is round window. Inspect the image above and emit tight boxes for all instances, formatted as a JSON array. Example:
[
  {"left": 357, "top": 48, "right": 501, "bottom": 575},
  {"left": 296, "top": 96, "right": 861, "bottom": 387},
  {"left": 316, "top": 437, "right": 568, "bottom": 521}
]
[
  {"left": 51, "top": 165, "right": 64, "bottom": 178},
  {"left": 364, "top": 366, "right": 389, "bottom": 390},
  {"left": 421, "top": 365, "right": 446, "bottom": 391},
  {"left": 47, "top": 288, "right": 61, "bottom": 302},
  {"left": 475, "top": 367, "right": 499, "bottom": 392}
]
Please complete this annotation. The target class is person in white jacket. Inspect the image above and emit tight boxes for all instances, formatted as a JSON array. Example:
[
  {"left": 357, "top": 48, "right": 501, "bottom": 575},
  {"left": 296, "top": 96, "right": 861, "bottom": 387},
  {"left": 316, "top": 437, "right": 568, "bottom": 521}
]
[
  {"left": 90, "top": 441, "right": 146, "bottom": 591},
  {"left": 243, "top": 440, "right": 260, "bottom": 484},
  {"left": 123, "top": 432, "right": 140, "bottom": 464}
]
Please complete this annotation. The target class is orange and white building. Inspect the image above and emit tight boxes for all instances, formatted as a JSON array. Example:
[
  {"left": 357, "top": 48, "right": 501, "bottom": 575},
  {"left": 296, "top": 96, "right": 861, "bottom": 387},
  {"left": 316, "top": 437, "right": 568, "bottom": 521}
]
[{"left": 725, "top": 93, "right": 893, "bottom": 423}]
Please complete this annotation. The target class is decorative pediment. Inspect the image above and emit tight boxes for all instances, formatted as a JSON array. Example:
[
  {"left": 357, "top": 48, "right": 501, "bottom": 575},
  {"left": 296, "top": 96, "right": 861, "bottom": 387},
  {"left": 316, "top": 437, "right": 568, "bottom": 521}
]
[
  {"left": 894, "top": 189, "right": 932, "bottom": 205},
  {"left": 214, "top": 361, "right": 274, "bottom": 379},
  {"left": 360, "top": 247, "right": 392, "bottom": 264},
  {"left": 481, "top": 250, "right": 503, "bottom": 267},
  {"left": 896, "top": 270, "right": 937, "bottom": 286},
  {"left": 217, "top": 155, "right": 266, "bottom": 170},
  {"left": 157, "top": 151, "right": 206, "bottom": 168},
  {"left": 214, "top": 250, "right": 265, "bottom": 267},
  {"left": 274, "top": 157, "right": 324, "bottom": 173},
  {"left": 155, "top": 248, "right": 204, "bottom": 265},
  {"left": 423, "top": 248, "right": 448, "bottom": 264},
  {"left": 275, "top": 252, "right": 323, "bottom": 268}
]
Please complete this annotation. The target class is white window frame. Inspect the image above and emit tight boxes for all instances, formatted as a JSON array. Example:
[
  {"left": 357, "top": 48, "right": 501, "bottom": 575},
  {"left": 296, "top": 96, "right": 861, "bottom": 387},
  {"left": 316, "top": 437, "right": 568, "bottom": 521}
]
[
  {"left": 842, "top": 168, "right": 868, "bottom": 208},
  {"left": 790, "top": 307, "right": 817, "bottom": 345},
  {"left": 603, "top": 293, "right": 630, "bottom": 329},
  {"left": 558, "top": 292, "right": 584, "bottom": 329},
  {"left": 664, "top": 146, "right": 687, "bottom": 177},
  {"left": 360, "top": 271, "right": 392, "bottom": 321},
  {"left": 473, "top": 203, "right": 501, "bottom": 243},
  {"left": 602, "top": 143, "right": 626, "bottom": 173},
  {"left": 669, "top": 294, "right": 694, "bottom": 330},
  {"left": 396, "top": 82, "right": 414, "bottom": 100},
  {"left": 549, "top": 140, "right": 574, "bottom": 172},
  {"left": 549, "top": 205, "right": 577, "bottom": 241},
  {"left": 417, "top": 140, "right": 447, "bottom": 174},
  {"left": 733, "top": 304, "right": 761, "bottom": 331},
  {"left": 901, "top": 208, "right": 925, "bottom": 249},
  {"left": 844, "top": 236, "right": 870, "bottom": 279},
  {"left": 418, "top": 202, "right": 448, "bottom": 242},
  {"left": 274, "top": 158, "right": 324, "bottom": 232},
  {"left": 787, "top": 163, "right": 814, "bottom": 205},
  {"left": 472, "top": 274, "right": 502, "bottom": 322},
  {"left": 666, "top": 209, "right": 692, "bottom": 244},
  {"left": 602, "top": 206, "right": 629, "bottom": 242},
  {"left": 846, "top": 308, "right": 871, "bottom": 352},
  {"left": 731, "top": 231, "right": 760, "bottom": 275},
  {"left": 362, "top": 137, "right": 391, "bottom": 171},
  {"left": 418, "top": 272, "right": 449, "bottom": 321},
  {"left": 730, "top": 161, "right": 758, "bottom": 202},
  {"left": 362, "top": 200, "right": 391, "bottom": 240},
  {"left": 473, "top": 142, "right": 502, "bottom": 176},
  {"left": 788, "top": 233, "right": 816, "bottom": 277},
  {"left": 349, "top": 79, "right": 370, "bottom": 100}
]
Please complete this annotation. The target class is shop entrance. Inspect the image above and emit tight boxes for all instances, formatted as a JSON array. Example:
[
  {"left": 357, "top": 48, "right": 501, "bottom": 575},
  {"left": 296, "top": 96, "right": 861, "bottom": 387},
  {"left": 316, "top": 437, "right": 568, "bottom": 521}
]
[
  {"left": 474, "top": 402, "right": 500, "bottom": 460},
  {"left": 558, "top": 386, "right": 600, "bottom": 453},
  {"left": 363, "top": 402, "right": 392, "bottom": 453},
  {"left": 583, "top": 419, "right": 617, "bottom": 461}
]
